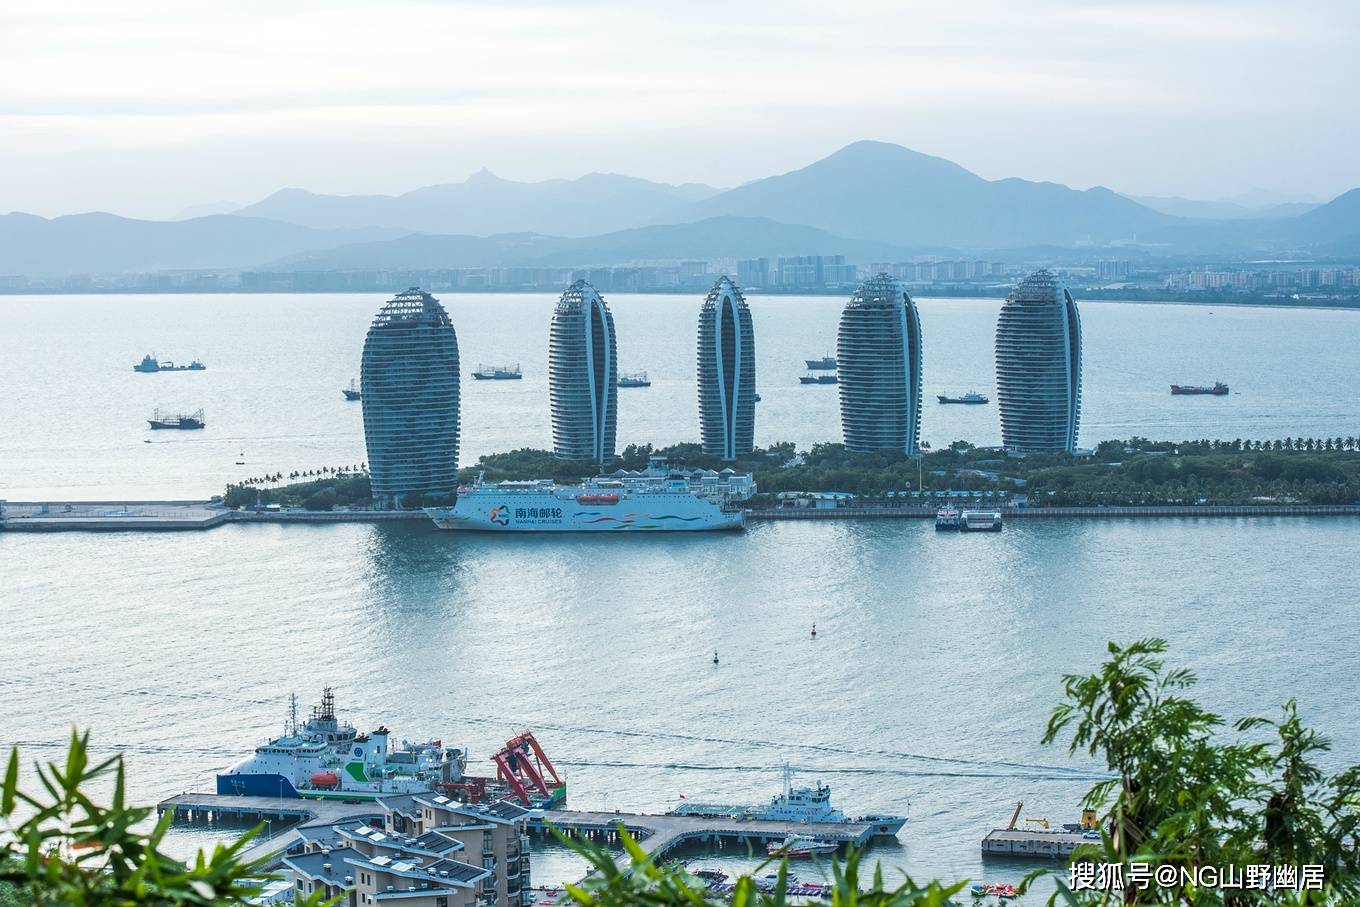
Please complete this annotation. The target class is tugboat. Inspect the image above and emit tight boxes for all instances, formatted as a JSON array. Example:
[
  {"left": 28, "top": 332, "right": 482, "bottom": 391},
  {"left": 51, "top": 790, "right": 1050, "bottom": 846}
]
[
  {"left": 937, "top": 391, "right": 989, "bottom": 404},
  {"left": 342, "top": 379, "right": 362, "bottom": 401},
  {"left": 472, "top": 363, "right": 523, "bottom": 380},
  {"left": 799, "top": 373, "right": 838, "bottom": 385},
  {"left": 147, "top": 408, "right": 205, "bottom": 430},
  {"left": 134, "top": 354, "right": 205, "bottom": 373},
  {"left": 618, "top": 372, "right": 651, "bottom": 387},
  {"left": 1170, "top": 382, "right": 1229, "bottom": 395},
  {"left": 804, "top": 355, "right": 837, "bottom": 370}
]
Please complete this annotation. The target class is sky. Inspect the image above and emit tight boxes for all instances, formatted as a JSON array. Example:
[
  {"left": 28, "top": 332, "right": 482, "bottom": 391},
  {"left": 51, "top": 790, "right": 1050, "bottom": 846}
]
[{"left": 2, "top": 0, "right": 1356, "bottom": 220}]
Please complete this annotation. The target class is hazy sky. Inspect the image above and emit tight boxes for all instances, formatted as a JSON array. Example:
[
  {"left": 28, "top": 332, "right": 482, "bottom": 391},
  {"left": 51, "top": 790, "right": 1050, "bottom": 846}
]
[{"left": 3, "top": 0, "right": 1356, "bottom": 219}]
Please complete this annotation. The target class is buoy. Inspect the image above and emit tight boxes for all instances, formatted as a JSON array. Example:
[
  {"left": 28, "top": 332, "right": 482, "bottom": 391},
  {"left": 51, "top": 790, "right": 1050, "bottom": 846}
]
[{"left": 713, "top": 650, "right": 719, "bottom": 664}]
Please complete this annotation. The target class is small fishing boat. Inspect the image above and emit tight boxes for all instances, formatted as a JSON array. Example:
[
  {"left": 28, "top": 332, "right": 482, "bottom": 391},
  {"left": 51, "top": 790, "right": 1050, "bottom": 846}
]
[
  {"left": 799, "top": 373, "right": 837, "bottom": 385},
  {"left": 342, "top": 379, "right": 362, "bottom": 401}
]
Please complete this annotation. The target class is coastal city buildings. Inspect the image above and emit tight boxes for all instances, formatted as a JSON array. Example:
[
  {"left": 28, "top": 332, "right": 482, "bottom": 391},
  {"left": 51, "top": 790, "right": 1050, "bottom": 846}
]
[
  {"left": 994, "top": 269, "right": 1083, "bottom": 453},
  {"left": 696, "top": 276, "right": 757, "bottom": 460},
  {"left": 283, "top": 794, "right": 532, "bottom": 907},
  {"left": 835, "top": 273, "right": 924, "bottom": 454},
  {"left": 548, "top": 280, "right": 618, "bottom": 464},
  {"left": 359, "top": 288, "right": 461, "bottom": 508}
]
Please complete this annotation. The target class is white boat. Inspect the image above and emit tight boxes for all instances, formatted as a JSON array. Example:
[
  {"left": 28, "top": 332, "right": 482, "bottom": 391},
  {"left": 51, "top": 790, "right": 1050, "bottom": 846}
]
[
  {"left": 670, "top": 763, "right": 907, "bottom": 837},
  {"left": 425, "top": 457, "right": 754, "bottom": 533},
  {"left": 767, "top": 834, "right": 839, "bottom": 857}
]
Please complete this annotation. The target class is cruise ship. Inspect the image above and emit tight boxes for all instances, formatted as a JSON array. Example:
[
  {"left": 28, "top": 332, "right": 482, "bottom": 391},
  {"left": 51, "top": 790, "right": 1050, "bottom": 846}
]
[
  {"left": 425, "top": 458, "right": 754, "bottom": 532},
  {"left": 669, "top": 764, "right": 907, "bottom": 838}
]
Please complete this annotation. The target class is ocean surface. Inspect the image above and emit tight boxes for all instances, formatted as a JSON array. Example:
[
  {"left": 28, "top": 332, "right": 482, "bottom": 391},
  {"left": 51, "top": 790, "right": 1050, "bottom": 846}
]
[
  {"left": 2, "top": 292, "right": 1360, "bottom": 499},
  {"left": 2, "top": 292, "right": 1359, "bottom": 891}
]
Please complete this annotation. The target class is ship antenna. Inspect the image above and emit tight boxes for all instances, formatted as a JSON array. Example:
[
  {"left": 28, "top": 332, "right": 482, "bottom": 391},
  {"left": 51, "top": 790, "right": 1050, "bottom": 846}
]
[{"left": 783, "top": 761, "right": 793, "bottom": 795}]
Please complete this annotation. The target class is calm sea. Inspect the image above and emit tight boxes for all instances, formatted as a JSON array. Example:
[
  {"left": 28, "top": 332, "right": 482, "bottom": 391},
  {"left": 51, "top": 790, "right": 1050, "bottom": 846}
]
[
  {"left": 2, "top": 292, "right": 1359, "bottom": 498},
  {"left": 2, "top": 293, "right": 1359, "bottom": 890}
]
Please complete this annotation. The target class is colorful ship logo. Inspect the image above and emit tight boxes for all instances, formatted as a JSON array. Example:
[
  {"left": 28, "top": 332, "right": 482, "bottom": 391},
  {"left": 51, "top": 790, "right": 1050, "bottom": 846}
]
[{"left": 489, "top": 506, "right": 510, "bottom": 526}]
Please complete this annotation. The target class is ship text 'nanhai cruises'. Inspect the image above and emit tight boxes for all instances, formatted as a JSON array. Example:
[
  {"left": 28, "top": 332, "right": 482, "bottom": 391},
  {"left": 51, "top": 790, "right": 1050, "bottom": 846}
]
[{"left": 424, "top": 458, "right": 755, "bottom": 532}]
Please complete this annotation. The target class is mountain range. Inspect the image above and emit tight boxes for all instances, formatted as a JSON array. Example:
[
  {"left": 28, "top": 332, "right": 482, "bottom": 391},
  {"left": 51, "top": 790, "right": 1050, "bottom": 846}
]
[{"left": 4, "top": 141, "right": 1358, "bottom": 279}]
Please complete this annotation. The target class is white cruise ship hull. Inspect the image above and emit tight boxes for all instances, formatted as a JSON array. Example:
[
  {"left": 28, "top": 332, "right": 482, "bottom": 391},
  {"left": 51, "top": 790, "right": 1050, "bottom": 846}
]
[{"left": 425, "top": 492, "right": 743, "bottom": 532}]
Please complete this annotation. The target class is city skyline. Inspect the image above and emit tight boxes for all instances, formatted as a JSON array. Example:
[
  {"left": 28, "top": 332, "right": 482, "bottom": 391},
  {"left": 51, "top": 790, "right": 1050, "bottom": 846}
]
[{"left": 3, "top": 2, "right": 1357, "bottom": 219}]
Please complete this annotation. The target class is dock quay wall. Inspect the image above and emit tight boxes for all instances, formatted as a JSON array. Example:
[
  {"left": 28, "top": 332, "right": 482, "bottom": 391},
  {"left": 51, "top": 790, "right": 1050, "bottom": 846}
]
[
  {"left": 747, "top": 503, "right": 1360, "bottom": 520},
  {"left": 7, "top": 501, "right": 1358, "bottom": 532}
]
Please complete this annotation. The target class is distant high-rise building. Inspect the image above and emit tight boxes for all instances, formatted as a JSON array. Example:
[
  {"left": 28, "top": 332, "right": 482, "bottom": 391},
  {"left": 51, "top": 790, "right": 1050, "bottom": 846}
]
[
  {"left": 549, "top": 280, "right": 618, "bottom": 464},
  {"left": 994, "top": 269, "right": 1082, "bottom": 453},
  {"left": 836, "top": 273, "right": 923, "bottom": 455},
  {"left": 360, "top": 288, "right": 461, "bottom": 508},
  {"left": 737, "top": 258, "right": 770, "bottom": 288},
  {"left": 696, "top": 276, "right": 756, "bottom": 460}
]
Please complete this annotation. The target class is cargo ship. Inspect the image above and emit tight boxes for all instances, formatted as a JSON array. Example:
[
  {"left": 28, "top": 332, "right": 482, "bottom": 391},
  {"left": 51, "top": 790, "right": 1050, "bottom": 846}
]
[
  {"left": 1171, "top": 382, "right": 1229, "bottom": 395},
  {"left": 425, "top": 458, "right": 754, "bottom": 533},
  {"left": 669, "top": 764, "right": 906, "bottom": 838},
  {"left": 134, "top": 354, "right": 205, "bottom": 373},
  {"left": 804, "top": 355, "right": 837, "bottom": 370},
  {"left": 147, "top": 408, "right": 205, "bottom": 430},
  {"left": 937, "top": 391, "right": 988, "bottom": 404},
  {"left": 980, "top": 801, "right": 1099, "bottom": 860},
  {"left": 472, "top": 363, "right": 522, "bottom": 380},
  {"left": 216, "top": 689, "right": 565, "bottom": 807},
  {"left": 799, "top": 373, "right": 838, "bottom": 385}
]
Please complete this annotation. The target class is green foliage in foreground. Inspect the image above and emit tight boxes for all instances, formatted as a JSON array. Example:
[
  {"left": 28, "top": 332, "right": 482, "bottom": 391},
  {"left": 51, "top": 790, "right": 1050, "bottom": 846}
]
[{"left": 0, "top": 731, "right": 335, "bottom": 906}]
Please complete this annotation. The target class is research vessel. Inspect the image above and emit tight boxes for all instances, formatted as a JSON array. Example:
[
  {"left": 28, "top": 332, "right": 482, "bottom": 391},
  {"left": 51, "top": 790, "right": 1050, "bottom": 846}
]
[
  {"left": 669, "top": 764, "right": 907, "bottom": 838},
  {"left": 1170, "top": 382, "right": 1229, "bottom": 395},
  {"left": 216, "top": 689, "right": 566, "bottom": 807},
  {"left": 425, "top": 458, "right": 754, "bottom": 533}
]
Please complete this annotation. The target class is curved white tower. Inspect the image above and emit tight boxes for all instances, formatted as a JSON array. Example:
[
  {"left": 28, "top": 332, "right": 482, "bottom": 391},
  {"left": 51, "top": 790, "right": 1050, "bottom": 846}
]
[
  {"left": 836, "top": 274, "right": 923, "bottom": 455},
  {"left": 994, "top": 269, "right": 1082, "bottom": 453},
  {"left": 697, "top": 276, "right": 756, "bottom": 460},
  {"left": 549, "top": 280, "right": 618, "bottom": 464},
  {"left": 360, "top": 288, "right": 460, "bottom": 508}
]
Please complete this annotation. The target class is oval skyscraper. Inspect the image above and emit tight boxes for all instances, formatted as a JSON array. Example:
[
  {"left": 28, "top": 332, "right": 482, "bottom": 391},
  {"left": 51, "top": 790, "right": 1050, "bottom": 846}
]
[
  {"left": 697, "top": 276, "right": 756, "bottom": 460},
  {"left": 360, "top": 288, "right": 461, "bottom": 508},
  {"left": 836, "top": 273, "right": 923, "bottom": 455},
  {"left": 549, "top": 280, "right": 618, "bottom": 465},
  {"left": 994, "top": 269, "right": 1082, "bottom": 453}
]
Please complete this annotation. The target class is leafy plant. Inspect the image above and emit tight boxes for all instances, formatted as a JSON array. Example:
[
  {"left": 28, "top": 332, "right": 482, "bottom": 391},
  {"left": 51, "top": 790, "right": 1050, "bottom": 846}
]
[{"left": 0, "top": 731, "right": 335, "bottom": 906}]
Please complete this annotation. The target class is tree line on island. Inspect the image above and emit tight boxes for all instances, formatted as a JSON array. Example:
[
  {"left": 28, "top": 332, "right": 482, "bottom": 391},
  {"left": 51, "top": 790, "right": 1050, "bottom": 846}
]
[
  {"left": 219, "top": 435, "right": 1360, "bottom": 511},
  {"left": 5, "top": 638, "right": 1358, "bottom": 904}
]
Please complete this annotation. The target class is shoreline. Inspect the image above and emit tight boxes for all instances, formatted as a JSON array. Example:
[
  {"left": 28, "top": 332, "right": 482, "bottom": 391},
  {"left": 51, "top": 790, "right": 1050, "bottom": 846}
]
[
  {"left": 4, "top": 500, "right": 1358, "bottom": 532},
  {"left": 1, "top": 287, "right": 1358, "bottom": 312}
]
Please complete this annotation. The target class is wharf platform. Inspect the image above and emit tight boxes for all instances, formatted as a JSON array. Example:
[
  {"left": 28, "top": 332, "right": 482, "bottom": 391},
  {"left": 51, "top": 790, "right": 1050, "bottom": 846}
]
[
  {"left": 157, "top": 792, "right": 384, "bottom": 866},
  {"left": 981, "top": 826, "right": 1094, "bottom": 860},
  {"left": 531, "top": 809, "right": 881, "bottom": 859},
  {"left": 0, "top": 501, "right": 426, "bottom": 532},
  {"left": 747, "top": 503, "right": 1360, "bottom": 520}
]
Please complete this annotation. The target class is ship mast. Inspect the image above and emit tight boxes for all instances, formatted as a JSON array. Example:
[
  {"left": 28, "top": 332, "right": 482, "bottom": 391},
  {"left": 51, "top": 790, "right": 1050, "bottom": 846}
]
[{"left": 288, "top": 693, "right": 298, "bottom": 736}]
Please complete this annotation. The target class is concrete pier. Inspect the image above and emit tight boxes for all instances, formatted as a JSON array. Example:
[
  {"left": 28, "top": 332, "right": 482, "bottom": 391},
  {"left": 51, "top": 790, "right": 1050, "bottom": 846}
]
[{"left": 530, "top": 809, "right": 880, "bottom": 859}]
